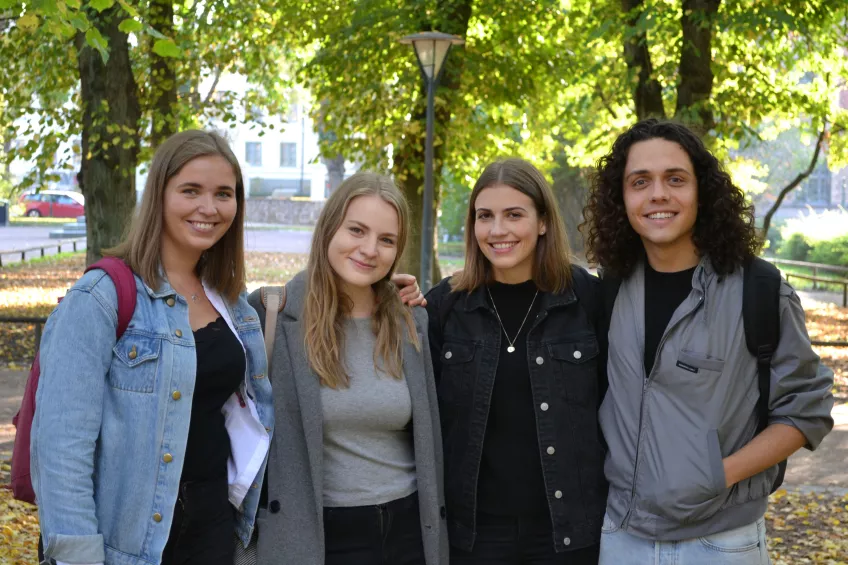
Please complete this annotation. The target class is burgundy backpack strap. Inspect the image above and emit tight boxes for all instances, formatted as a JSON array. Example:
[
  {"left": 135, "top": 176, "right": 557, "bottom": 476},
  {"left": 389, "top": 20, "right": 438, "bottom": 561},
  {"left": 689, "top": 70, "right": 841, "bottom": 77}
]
[{"left": 85, "top": 257, "right": 138, "bottom": 338}]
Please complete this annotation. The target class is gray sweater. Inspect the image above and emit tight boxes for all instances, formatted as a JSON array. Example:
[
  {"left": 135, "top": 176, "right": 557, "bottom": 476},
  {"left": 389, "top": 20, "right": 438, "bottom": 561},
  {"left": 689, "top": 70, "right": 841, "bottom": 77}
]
[{"left": 321, "top": 317, "right": 417, "bottom": 507}]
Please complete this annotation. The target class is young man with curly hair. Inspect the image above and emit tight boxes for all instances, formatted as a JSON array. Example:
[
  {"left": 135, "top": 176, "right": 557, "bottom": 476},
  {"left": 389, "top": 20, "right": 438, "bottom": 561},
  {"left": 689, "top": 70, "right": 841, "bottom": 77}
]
[{"left": 582, "top": 119, "right": 834, "bottom": 565}]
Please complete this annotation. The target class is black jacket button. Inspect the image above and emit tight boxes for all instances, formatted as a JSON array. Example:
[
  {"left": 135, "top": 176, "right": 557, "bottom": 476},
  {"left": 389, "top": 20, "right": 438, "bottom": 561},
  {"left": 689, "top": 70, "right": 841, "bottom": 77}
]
[
  {"left": 269, "top": 500, "right": 281, "bottom": 513},
  {"left": 440, "top": 506, "right": 446, "bottom": 519}
]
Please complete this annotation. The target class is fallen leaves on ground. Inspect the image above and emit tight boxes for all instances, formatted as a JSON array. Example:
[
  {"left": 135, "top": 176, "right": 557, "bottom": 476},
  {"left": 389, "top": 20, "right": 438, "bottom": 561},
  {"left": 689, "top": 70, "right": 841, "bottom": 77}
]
[
  {"left": 767, "top": 489, "right": 848, "bottom": 564},
  {"left": 0, "top": 448, "right": 39, "bottom": 564}
]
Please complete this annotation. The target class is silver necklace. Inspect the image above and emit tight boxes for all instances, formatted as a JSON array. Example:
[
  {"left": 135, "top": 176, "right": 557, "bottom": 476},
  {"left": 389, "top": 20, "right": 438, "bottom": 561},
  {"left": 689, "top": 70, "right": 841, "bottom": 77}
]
[{"left": 486, "top": 286, "right": 538, "bottom": 353}]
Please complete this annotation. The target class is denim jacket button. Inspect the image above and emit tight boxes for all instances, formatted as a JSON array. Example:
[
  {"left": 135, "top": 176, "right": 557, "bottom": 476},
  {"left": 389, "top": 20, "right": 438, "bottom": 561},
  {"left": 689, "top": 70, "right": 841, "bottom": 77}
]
[
  {"left": 536, "top": 356, "right": 544, "bottom": 365},
  {"left": 540, "top": 402, "right": 549, "bottom": 411},
  {"left": 128, "top": 346, "right": 138, "bottom": 360},
  {"left": 166, "top": 297, "right": 175, "bottom": 307},
  {"left": 563, "top": 537, "right": 571, "bottom": 546},
  {"left": 175, "top": 329, "right": 183, "bottom": 338},
  {"left": 163, "top": 453, "right": 173, "bottom": 463},
  {"left": 547, "top": 446, "right": 555, "bottom": 455},
  {"left": 555, "top": 490, "right": 563, "bottom": 499},
  {"left": 445, "top": 351, "right": 453, "bottom": 360},
  {"left": 153, "top": 513, "right": 162, "bottom": 522},
  {"left": 172, "top": 391, "right": 181, "bottom": 400},
  {"left": 573, "top": 350, "right": 582, "bottom": 359}
]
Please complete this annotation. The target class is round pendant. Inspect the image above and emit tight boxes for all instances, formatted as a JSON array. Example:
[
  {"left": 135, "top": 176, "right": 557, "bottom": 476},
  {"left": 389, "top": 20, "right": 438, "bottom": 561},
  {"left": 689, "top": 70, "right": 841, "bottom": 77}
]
[{"left": 507, "top": 346, "right": 516, "bottom": 353}]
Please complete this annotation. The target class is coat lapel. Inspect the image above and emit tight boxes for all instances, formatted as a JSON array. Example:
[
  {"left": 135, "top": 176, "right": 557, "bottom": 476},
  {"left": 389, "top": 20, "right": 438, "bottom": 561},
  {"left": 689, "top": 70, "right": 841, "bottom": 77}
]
[{"left": 280, "top": 317, "right": 324, "bottom": 513}]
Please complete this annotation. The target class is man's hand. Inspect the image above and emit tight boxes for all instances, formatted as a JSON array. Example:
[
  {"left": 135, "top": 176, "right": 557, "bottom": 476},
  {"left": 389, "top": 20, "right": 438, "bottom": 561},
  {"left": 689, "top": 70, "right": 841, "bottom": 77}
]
[{"left": 392, "top": 273, "right": 427, "bottom": 307}]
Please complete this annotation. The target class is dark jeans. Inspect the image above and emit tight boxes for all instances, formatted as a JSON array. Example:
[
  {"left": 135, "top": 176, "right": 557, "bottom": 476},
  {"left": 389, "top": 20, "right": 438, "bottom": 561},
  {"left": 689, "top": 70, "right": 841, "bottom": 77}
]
[
  {"left": 160, "top": 478, "right": 235, "bottom": 565},
  {"left": 324, "top": 491, "right": 426, "bottom": 565},
  {"left": 451, "top": 512, "right": 600, "bottom": 565}
]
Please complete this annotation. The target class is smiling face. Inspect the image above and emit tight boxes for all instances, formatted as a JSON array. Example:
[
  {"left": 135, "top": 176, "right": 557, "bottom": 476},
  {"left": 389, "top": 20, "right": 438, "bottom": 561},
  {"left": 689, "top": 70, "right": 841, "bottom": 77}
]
[
  {"left": 473, "top": 183, "right": 546, "bottom": 284},
  {"left": 623, "top": 138, "right": 699, "bottom": 270},
  {"left": 161, "top": 155, "right": 238, "bottom": 263},
  {"left": 327, "top": 194, "right": 400, "bottom": 294}
]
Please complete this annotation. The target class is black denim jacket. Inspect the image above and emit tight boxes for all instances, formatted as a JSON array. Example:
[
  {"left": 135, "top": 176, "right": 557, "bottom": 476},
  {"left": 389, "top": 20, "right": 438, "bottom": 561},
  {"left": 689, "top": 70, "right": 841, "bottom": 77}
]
[{"left": 424, "top": 266, "right": 608, "bottom": 553}]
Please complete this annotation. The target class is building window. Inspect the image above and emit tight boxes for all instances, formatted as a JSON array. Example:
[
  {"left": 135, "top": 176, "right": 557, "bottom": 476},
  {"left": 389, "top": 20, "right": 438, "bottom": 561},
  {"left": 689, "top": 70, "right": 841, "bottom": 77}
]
[
  {"left": 245, "top": 142, "right": 262, "bottom": 167},
  {"left": 280, "top": 143, "right": 298, "bottom": 168},
  {"left": 795, "top": 163, "right": 831, "bottom": 206}
]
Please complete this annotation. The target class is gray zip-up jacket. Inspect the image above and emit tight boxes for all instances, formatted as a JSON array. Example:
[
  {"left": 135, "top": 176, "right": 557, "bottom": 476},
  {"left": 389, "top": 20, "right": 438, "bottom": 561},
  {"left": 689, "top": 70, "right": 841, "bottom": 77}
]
[{"left": 600, "top": 257, "right": 834, "bottom": 541}]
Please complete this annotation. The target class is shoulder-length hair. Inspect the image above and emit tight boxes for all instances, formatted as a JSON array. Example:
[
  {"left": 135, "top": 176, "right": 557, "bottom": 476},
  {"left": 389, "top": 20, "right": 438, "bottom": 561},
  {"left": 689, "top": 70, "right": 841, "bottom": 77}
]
[
  {"left": 304, "top": 171, "right": 419, "bottom": 389},
  {"left": 107, "top": 130, "right": 246, "bottom": 302},
  {"left": 451, "top": 158, "right": 573, "bottom": 294},
  {"left": 582, "top": 119, "right": 759, "bottom": 277}
]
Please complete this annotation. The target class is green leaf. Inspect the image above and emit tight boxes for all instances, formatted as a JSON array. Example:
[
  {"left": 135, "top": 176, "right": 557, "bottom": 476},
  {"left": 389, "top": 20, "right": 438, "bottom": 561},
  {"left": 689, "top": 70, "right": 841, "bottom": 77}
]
[
  {"left": 152, "top": 38, "right": 181, "bottom": 58},
  {"left": 118, "top": 18, "right": 142, "bottom": 33},
  {"left": 115, "top": 0, "right": 138, "bottom": 17},
  {"left": 65, "top": 0, "right": 82, "bottom": 9},
  {"left": 69, "top": 14, "right": 89, "bottom": 31},
  {"left": 16, "top": 13, "right": 40, "bottom": 31},
  {"left": 85, "top": 27, "right": 110, "bottom": 63},
  {"left": 89, "top": 0, "right": 115, "bottom": 13}
]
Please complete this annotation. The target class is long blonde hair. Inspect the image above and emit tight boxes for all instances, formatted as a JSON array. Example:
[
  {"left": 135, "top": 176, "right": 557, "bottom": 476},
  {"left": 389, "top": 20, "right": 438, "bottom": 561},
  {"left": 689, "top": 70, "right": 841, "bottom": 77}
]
[
  {"left": 304, "top": 172, "right": 419, "bottom": 389},
  {"left": 451, "top": 158, "right": 573, "bottom": 293},
  {"left": 106, "top": 130, "right": 246, "bottom": 301}
]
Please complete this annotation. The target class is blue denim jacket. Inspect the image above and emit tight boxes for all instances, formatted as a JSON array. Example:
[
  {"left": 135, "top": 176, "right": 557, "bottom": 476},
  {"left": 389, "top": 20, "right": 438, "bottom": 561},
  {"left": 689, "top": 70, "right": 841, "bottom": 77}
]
[{"left": 32, "top": 268, "right": 274, "bottom": 565}]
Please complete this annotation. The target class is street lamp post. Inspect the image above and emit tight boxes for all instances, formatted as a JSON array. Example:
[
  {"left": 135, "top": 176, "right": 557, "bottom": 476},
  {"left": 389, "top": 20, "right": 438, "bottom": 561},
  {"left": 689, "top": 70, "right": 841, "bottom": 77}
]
[{"left": 400, "top": 31, "right": 464, "bottom": 291}]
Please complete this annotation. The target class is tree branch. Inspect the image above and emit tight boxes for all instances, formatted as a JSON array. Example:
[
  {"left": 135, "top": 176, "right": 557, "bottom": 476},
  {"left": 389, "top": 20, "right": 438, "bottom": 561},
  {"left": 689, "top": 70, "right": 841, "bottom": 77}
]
[
  {"left": 200, "top": 66, "right": 225, "bottom": 108},
  {"left": 760, "top": 123, "right": 828, "bottom": 238}
]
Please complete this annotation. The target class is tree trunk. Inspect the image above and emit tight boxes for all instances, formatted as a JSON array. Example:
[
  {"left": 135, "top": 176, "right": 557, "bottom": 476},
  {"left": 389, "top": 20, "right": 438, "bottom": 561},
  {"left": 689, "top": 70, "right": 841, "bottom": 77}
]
[
  {"left": 148, "top": 0, "right": 177, "bottom": 145},
  {"left": 322, "top": 154, "right": 345, "bottom": 194},
  {"left": 394, "top": 0, "right": 472, "bottom": 286},
  {"left": 77, "top": 5, "right": 141, "bottom": 264},
  {"left": 675, "top": 0, "right": 721, "bottom": 133},
  {"left": 621, "top": 0, "right": 665, "bottom": 120}
]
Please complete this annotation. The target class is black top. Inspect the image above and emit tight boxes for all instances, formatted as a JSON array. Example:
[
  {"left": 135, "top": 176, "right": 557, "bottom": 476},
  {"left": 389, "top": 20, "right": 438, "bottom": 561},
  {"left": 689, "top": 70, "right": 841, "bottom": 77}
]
[
  {"left": 476, "top": 279, "right": 548, "bottom": 517},
  {"left": 643, "top": 263, "right": 697, "bottom": 377},
  {"left": 182, "top": 316, "right": 246, "bottom": 482}
]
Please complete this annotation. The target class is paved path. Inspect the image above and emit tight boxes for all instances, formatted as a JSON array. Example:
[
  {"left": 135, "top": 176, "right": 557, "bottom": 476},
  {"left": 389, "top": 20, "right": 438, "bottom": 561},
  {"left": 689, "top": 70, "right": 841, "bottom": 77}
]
[
  {"left": 1, "top": 368, "right": 846, "bottom": 488},
  {"left": 0, "top": 225, "right": 314, "bottom": 264}
]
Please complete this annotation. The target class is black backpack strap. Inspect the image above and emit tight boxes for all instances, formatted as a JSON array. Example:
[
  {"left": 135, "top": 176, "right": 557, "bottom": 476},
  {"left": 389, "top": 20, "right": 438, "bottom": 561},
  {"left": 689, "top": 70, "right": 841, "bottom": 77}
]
[
  {"left": 742, "top": 256, "right": 785, "bottom": 491},
  {"left": 742, "top": 256, "right": 782, "bottom": 434},
  {"left": 599, "top": 268, "right": 622, "bottom": 338}
]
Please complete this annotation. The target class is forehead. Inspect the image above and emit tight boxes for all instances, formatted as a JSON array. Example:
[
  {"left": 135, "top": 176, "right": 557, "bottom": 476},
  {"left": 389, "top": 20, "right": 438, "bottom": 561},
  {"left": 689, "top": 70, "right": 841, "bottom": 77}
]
[
  {"left": 625, "top": 138, "right": 694, "bottom": 173},
  {"left": 474, "top": 183, "right": 535, "bottom": 209},
  {"left": 344, "top": 194, "right": 399, "bottom": 231}
]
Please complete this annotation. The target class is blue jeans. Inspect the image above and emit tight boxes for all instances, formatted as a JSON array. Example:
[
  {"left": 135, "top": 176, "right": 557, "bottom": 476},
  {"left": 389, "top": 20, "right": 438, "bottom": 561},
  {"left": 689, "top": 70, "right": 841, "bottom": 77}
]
[{"left": 599, "top": 513, "right": 770, "bottom": 565}]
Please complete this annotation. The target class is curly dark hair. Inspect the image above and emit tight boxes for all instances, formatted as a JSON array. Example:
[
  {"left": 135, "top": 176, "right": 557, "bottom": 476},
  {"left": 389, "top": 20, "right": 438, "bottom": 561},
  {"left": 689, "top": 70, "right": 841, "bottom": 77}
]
[{"left": 581, "top": 119, "right": 760, "bottom": 277}]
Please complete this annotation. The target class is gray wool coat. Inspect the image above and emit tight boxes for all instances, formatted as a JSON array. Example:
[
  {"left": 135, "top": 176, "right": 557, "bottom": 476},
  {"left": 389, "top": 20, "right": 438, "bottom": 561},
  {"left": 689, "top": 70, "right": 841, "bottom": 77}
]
[{"left": 247, "top": 272, "right": 449, "bottom": 565}]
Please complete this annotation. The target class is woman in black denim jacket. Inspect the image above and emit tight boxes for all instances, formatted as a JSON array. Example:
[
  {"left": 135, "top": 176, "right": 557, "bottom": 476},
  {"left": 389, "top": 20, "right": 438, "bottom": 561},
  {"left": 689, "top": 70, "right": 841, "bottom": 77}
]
[{"left": 424, "top": 158, "right": 608, "bottom": 564}]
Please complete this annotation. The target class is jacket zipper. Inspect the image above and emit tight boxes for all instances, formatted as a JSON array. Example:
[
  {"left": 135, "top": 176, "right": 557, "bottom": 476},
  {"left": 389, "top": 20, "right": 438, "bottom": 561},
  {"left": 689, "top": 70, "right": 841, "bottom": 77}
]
[{"left": 622, "top": 293, "right": 704, "bottom": 529}]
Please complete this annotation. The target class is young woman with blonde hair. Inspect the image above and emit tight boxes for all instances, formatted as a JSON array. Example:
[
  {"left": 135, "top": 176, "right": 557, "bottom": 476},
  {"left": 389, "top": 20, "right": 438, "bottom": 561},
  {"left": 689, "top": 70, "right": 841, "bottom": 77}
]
[
  {"left": 425, "top": 158, "right": 608, "bottom": 564},
  {"left": 31, "top": 130, "right": 273, "bottom": 565},
  {"left": 249, "top": 171, "right": 447, "bottom": 565}
]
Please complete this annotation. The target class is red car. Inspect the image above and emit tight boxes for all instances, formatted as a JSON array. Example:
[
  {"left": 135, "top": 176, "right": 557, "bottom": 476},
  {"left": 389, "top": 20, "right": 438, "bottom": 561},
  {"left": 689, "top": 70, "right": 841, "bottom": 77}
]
[{"left": 20, "top": 190, "right": 85, "bottom": 218}]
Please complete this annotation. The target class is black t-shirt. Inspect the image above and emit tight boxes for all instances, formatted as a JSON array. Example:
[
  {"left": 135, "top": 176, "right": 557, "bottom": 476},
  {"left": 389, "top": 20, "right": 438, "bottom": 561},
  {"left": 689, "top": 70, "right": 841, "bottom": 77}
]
[
  {"left": 476, "top": 279, "right": 548, "bottom": 517},
  {"left": 643, "top": 263, "right": 697, "bottom": 377},
  {"left": 181, "top": 316, "right": 246, "bottom": 482}
]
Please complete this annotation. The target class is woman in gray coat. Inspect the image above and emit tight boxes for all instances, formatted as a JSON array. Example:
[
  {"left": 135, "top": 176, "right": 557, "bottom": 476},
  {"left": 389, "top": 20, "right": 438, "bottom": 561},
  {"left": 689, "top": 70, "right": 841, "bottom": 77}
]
[{"left": 248, "top": 172, "right": 448, "bottom": 565}]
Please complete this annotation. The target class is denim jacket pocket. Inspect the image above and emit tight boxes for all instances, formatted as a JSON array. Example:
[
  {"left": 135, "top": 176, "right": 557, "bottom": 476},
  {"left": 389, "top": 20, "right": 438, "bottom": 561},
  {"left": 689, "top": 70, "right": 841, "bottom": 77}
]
[
  {"left": 548, "top": 338, "right": 600, "bottom": 404},
  {"left": 110, "top": 335, "right": 162, "bottom": 392},
  {"left": 438, "top": 341, "right": 476, "bottom": 405}
]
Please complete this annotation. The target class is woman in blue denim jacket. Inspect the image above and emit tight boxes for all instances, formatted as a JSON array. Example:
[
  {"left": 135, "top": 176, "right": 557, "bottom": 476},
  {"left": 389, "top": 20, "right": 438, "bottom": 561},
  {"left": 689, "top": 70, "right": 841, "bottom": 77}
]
[{"left": 31, "top": 130, "right": 274, "bottom": 565}]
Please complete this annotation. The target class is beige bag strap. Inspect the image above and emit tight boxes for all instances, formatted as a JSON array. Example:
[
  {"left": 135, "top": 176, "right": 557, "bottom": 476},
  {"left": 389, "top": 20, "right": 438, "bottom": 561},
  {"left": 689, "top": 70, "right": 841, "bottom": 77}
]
[{"left": 259, "top": 286, "right": 286, "bottom": 370}]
